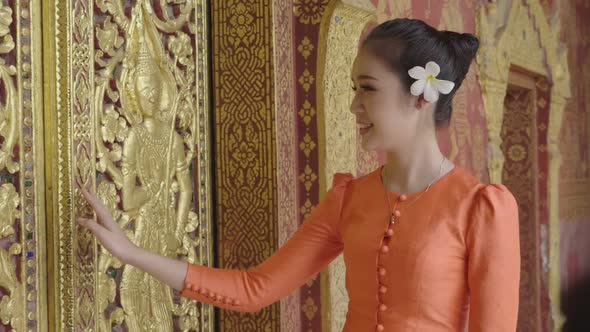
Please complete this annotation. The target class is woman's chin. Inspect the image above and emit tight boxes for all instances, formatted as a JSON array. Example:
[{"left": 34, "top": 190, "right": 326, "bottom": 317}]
[{"left": 360, "top": 136, "right": 380, "bottom": 152}]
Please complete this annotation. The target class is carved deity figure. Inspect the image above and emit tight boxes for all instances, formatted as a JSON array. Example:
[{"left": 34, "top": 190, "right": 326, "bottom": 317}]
[{"left": 115, "top": 8, "right": 193, "bottom": 331}]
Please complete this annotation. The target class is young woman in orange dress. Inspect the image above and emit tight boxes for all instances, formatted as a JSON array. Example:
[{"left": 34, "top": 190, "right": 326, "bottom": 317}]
[{"left": 79, "top": 18, "right": 520, "bottom": 332}]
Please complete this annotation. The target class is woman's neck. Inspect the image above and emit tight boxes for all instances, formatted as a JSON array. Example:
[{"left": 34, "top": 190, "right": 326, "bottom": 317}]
[{"left": 382, "top": 137, "right": 451, "bottom": 194}]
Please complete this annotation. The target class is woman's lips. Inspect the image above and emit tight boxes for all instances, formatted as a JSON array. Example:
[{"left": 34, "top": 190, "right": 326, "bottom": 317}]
[{"left": 357, "top": 122, "right": 373, "bottom": 135}]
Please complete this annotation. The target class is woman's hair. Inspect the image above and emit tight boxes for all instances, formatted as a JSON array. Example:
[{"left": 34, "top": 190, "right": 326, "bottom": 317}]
[{"left": 362, "top": 18, "right": 479, "bottom": 127}]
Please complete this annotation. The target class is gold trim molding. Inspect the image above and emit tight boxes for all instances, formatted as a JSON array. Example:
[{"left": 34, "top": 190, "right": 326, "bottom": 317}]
[
  {"left": 476, "top": 1, "right": 571, "bottom": 330},
  {"left": 316, "top": 1, "right": 376, "bottom": 331}
]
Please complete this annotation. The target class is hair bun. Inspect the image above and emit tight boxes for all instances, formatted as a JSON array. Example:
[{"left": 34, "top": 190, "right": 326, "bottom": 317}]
[
  {"left": 445, "top": 31, "right": 479, "bottom": 61},
  {"left": 459, "top": 33, "right": 479, "bottom": 58}
]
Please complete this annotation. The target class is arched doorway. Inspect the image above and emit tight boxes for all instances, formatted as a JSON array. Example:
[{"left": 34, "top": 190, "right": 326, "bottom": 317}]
[{"left": 477, "top": 1, "right": 571, "bottom": 330}]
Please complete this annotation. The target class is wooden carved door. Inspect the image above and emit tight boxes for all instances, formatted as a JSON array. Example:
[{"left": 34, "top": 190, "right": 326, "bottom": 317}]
[{"left": 0, "top": 0, "right": 214, "bottom": 331}]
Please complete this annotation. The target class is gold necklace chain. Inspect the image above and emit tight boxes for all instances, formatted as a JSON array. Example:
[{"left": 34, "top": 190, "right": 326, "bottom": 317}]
[{"left": 384, "top": 156, "right": 446, "bottom": 224}]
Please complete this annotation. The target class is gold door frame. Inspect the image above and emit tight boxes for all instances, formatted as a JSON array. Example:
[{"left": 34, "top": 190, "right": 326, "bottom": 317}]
[
  {"left": 476, "top": 1, "right": 571, "bottom": 330},
  {"left": 41, "top": 0, "right": 214, "bottom": 331}
]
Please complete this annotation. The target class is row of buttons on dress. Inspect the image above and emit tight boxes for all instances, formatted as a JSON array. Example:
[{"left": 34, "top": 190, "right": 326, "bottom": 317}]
[
  {"left": 186, "top": 283, "right": 243, "bottom": 306},
  {"left": 376, "top": 194, "right": 407, "bottom": 331}
]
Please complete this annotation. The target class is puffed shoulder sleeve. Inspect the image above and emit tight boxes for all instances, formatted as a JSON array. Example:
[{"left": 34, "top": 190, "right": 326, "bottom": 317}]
[
  {"left": 467, "top": 184, "right": 520, "bottom": 332},
  {"left": 179, "top": 173, "right": 354, "bottom": 312}
]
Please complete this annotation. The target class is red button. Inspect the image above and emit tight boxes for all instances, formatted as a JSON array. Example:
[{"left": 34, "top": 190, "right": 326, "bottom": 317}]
[
  {"left": 394, "top": 210, "right": 401, "bottom": 218},
  {"left": 379, "top": 304, "right": 387, "bottom": 311},
  {"left": 399, "top": 194, "right": 407, "bottom": 202},
  {"left": 200, "top": 289, "right": 208, "bottom": 296},
  {"left": 379, "top": 286, "right": 388, "bottom": 294},
  {"left": 378, "top": 267, "right": 386, "bottom": 276},
  {"left": 385, "top": 229, "right": 394, "bottom": 236},
  {"left": 380, "top": 245, "right": 389, "bottom": 254},
  {"left": 377, "top": 324, "right": 385, "bottom": 331}
]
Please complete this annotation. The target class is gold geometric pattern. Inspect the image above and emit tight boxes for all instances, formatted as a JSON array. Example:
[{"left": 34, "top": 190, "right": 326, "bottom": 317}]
[
  {"left": 295, "top": 0, "right": 331, "bottom": 25},
  {"left": 298, "top": 37, "right": 315, "bottom": 60},
  {"left": 212, "top": 0, "right": 279, "bottom": 330},
  {"left": 299, "top": 100, "right": 317, "bottom": 125},
  {"left": 299, "top": 69, "right": 316, "bottom": 93}
]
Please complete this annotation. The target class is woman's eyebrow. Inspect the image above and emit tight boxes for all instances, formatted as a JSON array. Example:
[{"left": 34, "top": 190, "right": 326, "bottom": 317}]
[{"left": 355, "top": 74, "right": 378, "bottom": 80}]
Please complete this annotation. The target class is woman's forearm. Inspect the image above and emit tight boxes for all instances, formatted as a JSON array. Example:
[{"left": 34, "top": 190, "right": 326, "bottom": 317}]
[{"left": 125, "top": 244, "right": 189, "bottom": 291}]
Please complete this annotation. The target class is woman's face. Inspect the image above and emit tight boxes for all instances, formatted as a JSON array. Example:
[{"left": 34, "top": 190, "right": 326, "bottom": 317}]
[{"left": 350, "top": 47, "right": 425, "bottom": 152}]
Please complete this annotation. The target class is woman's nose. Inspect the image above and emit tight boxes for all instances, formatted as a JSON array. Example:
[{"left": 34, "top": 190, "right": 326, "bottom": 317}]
[{"left": 350, "top": 94, "right": 363, "bottom": 114}]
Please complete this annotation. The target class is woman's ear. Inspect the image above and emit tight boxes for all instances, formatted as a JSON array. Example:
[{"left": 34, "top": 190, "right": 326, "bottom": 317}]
[{"left": 414, "top": 95, "right": 429, "bottom": 111}]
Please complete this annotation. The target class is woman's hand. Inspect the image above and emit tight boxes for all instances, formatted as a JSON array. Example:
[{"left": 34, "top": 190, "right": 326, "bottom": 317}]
[
  {"left": 76, "top": 179, "right": 189, "bottom": 291},
  {"left": 77, "top": 180, "right": 136, "bottom": 264}
]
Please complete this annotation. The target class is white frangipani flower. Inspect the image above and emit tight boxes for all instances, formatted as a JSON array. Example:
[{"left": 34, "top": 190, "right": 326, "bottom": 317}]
[{"left": 408, "top": 61, "right": 455, "bottom": 103}]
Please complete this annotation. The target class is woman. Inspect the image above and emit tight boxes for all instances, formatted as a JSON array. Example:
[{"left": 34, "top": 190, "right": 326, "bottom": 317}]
[{"left": 79, "top": 18, "right": 520, "bottom": 331}]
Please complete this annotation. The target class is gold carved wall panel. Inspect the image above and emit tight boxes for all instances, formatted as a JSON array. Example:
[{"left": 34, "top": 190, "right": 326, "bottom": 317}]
[
  {"left": 41, "top": 0, "right": 214, "bottom": 331},
  {"left": 0, "top": 0, "right": 47, "bottom": 331},
  {"left": 316, "top": 1, "right": 375, "bottom": 331}
]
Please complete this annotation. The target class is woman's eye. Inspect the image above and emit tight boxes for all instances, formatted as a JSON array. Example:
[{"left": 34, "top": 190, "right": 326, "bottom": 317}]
[{"left": 352, "top": 84, "right": 375, "bottom": 92}]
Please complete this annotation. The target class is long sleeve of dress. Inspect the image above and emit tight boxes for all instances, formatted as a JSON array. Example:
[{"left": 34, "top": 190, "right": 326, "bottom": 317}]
[
  {"left": 179, "top": 173, "right": 353, "bottom": 312},
  {"left": 466, "top": 184, "right": 521, "bottom": 332}
]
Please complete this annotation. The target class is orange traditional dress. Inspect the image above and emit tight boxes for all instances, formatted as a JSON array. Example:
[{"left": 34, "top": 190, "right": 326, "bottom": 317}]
[{"left": 180, "top": 166, "right": 520, "bottom": 331}]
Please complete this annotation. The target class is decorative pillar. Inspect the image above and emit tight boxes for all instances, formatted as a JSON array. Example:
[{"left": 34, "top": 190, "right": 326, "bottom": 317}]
[
  {"left": 212, "top": 1, "right": 284, "bottom": 331},
  {"left": 547, "top": 93, "right": 568, "bottom": 331}
]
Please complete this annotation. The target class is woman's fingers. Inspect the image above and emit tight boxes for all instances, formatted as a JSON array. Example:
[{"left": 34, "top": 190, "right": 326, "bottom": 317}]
[
  {"left": 78, "top": 188, "right": 106, "bottom": 220},
  {"left": 78, "top": 186, "right": 120, "bottom": 232},
  {"left": 78, "top": 217, "right": 109, "bottom": 244}
]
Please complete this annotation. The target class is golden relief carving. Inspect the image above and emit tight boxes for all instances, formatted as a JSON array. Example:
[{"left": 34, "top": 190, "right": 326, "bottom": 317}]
[
  {"left": 0, "top": 184, "right": 24, "bottom": 331},
  {"left": 0, "top": 5, "right": 18, "bottom": 175},
  {"left": 476, "top": 0, "right": 570, "bottom": 183},
  {"left": 316, "top": 1, "right": 375, "bottom": 331},
  {"left": 94, "top": 2, "right": 209, "bottom": 331},
  {"left": 46, "top": 0, "right": 212, "bottom": 330},
  {"left": 0, "top": 0, "right": 46, "bottom": 330},
  {"left": 476, "top": 1, "right": 571, "bottom": 331},
  {"left": 0, "top": 16, "right": 19, "bottom": 330}
]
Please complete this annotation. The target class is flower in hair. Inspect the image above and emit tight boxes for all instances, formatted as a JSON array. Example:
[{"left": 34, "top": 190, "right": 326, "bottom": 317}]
[{"left": 408, "top": 61, "right": 455, "bottom": 103}]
